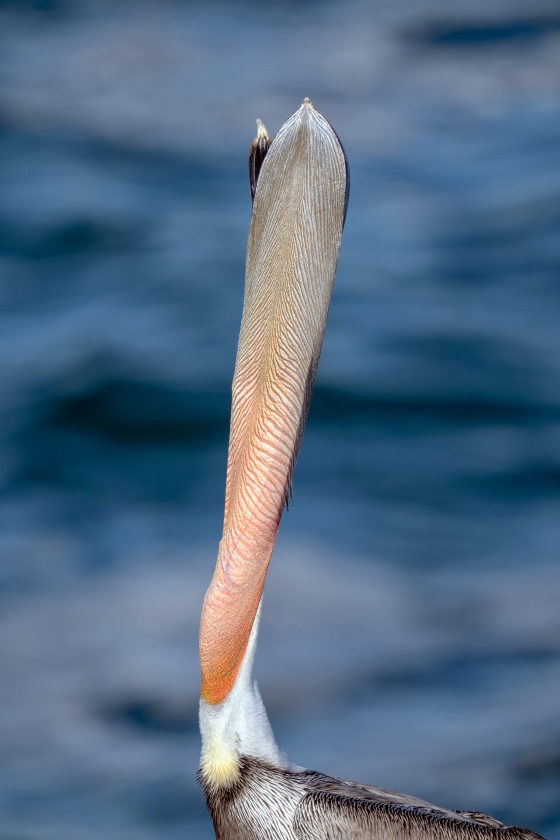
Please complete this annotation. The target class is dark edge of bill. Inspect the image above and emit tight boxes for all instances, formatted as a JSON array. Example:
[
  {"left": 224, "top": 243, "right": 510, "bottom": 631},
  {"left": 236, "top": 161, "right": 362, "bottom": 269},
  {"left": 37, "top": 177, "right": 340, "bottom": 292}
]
[{"left": 248, "top": 119, "right": 272, "bottom": 205}]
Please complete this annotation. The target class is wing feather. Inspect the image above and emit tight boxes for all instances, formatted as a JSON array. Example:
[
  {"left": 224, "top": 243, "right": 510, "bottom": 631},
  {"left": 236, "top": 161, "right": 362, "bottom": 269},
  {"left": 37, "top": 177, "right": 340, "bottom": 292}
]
[{"left": 294, "top": 787, "right": 544, "bottom": 840}]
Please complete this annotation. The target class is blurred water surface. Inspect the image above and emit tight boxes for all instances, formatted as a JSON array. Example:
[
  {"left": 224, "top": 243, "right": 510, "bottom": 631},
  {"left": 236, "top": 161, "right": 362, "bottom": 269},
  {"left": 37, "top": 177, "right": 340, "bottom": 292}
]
[{"left": 1, "top": 1, "right": 560, "bottom": 838}]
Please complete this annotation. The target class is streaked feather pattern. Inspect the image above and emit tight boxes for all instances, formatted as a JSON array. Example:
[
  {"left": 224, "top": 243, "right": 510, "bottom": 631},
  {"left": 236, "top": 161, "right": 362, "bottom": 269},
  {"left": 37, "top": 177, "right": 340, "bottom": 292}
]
[{"left": 201, "top": 757, "right": 544, "bottom": 840}]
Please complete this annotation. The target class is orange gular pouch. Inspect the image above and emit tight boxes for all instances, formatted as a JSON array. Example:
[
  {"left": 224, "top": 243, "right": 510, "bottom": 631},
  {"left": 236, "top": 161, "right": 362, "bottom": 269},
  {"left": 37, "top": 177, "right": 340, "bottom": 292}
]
[{"left": 199, "top": 99, "right": 348, "bottom": 707}]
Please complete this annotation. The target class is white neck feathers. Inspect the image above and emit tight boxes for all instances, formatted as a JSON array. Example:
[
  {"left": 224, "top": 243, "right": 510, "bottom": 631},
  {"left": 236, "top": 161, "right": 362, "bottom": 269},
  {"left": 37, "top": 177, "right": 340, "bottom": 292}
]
[{"left": 199, "top": 604, "right": 287, "bottom": 788}]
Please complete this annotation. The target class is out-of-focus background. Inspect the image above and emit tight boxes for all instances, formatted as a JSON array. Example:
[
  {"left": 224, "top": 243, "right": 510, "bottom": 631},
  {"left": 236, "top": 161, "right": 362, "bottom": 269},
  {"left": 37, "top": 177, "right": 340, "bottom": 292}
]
[{"left": 1, "top": 0, "right": 560, "bottom": 837}]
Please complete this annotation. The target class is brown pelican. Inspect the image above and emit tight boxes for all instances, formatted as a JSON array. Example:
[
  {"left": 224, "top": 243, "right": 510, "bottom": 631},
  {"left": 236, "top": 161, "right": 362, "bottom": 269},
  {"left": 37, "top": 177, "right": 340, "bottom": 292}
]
[{"left": 198, "top": 99, "right": 544, "bottom": 840}]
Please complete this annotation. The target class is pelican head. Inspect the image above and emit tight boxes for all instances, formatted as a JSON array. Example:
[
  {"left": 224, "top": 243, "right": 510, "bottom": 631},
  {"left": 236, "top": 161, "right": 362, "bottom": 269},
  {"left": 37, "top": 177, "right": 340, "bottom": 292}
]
[
  {"left": 199, "top": 99, "right": 348, "bottom": 709},
  {"left": 199, "top": 98, "right": 347, "bottom": 782}
]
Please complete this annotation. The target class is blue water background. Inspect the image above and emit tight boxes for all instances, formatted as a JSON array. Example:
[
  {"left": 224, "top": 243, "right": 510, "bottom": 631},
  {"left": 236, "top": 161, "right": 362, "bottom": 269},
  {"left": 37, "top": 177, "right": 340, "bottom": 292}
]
[{"left": 1, "top": 1, "right": 559, "bottom": 837}]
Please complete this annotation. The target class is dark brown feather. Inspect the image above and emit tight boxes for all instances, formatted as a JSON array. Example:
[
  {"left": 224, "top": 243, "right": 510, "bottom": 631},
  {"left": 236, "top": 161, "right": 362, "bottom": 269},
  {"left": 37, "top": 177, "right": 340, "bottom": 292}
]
[{"left": 248, "top": 122, "right": 272, "bottom": 204}]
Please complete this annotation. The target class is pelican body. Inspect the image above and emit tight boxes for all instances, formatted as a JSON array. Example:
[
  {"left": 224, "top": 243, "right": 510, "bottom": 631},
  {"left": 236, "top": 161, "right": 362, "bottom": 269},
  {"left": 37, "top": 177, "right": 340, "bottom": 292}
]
[{"left": 198, "top": 100, "right": 544, "bottom": 840}]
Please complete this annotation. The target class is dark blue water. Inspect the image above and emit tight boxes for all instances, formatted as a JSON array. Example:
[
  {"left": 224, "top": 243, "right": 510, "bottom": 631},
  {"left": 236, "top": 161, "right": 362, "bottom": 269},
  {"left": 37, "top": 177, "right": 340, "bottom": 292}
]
[{"left": 1, "top": 2, "right": 559, "bottom": 838}]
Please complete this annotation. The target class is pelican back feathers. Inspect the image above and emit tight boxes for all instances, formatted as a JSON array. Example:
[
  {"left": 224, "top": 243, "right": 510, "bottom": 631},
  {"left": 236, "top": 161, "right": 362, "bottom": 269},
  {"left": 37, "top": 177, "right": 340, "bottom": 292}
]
[{"left": 200, "top": 757, "right": 545, "bottom": 840}]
